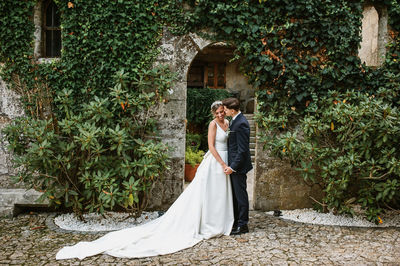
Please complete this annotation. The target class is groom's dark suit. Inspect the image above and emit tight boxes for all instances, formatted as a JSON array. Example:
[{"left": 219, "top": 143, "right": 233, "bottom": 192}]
[{"left": 228, "top": 112, "right": 253, "bottom": 228}]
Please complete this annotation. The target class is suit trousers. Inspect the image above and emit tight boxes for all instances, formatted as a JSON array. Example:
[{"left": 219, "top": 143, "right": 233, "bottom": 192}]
[{"left": 230, "top": 172, "right": 249, "bottom": 227}]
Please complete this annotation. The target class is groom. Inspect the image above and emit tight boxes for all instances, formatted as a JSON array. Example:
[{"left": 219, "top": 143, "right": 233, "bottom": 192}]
[{"left": 222, "top": 98, "right": 253, "bottom": 235}]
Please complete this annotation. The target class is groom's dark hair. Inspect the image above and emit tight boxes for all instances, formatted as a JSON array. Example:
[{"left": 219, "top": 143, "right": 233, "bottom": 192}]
[{"left": 222, "top": 98, "right": 240, "bottom": 111}]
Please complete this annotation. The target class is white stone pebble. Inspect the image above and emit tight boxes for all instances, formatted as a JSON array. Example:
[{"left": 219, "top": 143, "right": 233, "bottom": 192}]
[
  {"left": 266, "top": 208, "right": 400, "bottom": 227},
  {"left": 54, "top": 211, "right": 160, "bottom": 232},
  {"left": 54, "top": 208, "right": 400, "bottom": 232}
]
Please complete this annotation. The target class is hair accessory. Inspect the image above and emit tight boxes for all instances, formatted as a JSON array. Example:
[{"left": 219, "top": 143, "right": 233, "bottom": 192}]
[{"left": 211, "top": 101, "right": 223, "bottom": 109}]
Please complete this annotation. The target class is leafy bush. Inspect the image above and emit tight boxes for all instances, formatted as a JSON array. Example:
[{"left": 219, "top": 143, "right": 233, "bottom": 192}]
[
  {"left": 3, "top": 66, "right": 175, "bottom": 216},
  {"left": 186, "top": 87, "right": 232, "bottom": 150},
  {"left": 186, "top": 133, "right": 202, "bottom": 152},
  {"left": 186, "top": 87, "right": 232, "bottom": 126},
  {"left": 185, "top": 149, "right": 205, "bottom": 167},
  {"left": 259, "top": 90, "right": 400, "bottom": 222}
]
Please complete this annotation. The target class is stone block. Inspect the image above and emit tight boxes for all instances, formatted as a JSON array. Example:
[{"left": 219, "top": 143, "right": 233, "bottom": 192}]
[
  {"left": 359, "top": 6, "right": 379, "bottom": 66},
  {"left": 165, "top": 82, "right": 187, "bottom": 101},
  {"left": 254, "top": 132, "right": 323, "bottom": 211},
  {"left": 0, "top": 78, "right": 24, "bottom": 119},
  {"left": 0, "top": 189, "right": 48, "bottom": 217},
  {"left": 148, "top": 157, "right": 184, "bottom": 210},
  {"left": 188, "top": 32, "right": 212, "bottom": 51},
  {"left": 158, "top": 99, "right": 186, "bottom": 120}
]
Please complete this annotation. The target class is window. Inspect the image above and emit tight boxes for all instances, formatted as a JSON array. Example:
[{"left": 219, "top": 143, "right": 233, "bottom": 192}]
[
  {"left": 43, "top": 0, "right": 61, "bottom": 57},
  {"left": 205, "top": 63, "right": 226, "bottom": 89},
  {"left": 187, "top": 62, "right": 226, "bottom": 89}
]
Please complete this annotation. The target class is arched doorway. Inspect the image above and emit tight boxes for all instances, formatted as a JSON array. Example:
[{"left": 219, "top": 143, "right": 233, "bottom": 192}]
[
  {"left": 153, "top": 32, "right": 256, "bottom": 210},
  {"left": 184, "top": 42, "right": 256, "bottom": 209}
]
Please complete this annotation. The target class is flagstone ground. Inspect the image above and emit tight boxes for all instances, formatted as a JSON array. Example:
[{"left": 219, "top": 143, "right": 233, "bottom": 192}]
[{"left": 1, "top": 211, "right": 399, "bottom": 265}]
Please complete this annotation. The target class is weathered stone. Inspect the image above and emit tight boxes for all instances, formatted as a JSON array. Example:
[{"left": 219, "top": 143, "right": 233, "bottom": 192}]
[
  {"left": 226, "top": 60, "right": 254, "bottom": 113},
  {"left": 0, "top": 77, "right": 24, "bottom": 192},
  {"left": 0, "top": 189, "right": 48, "bottom": 217},
  {"left": 254, "top": 129, "right": 323, "bottom": 211},
  {"left": 358, "top": 5, "right": 389, "bottom": 66},
  {"left": 359, "top": 6, "right": 380, "bottom": 66}
]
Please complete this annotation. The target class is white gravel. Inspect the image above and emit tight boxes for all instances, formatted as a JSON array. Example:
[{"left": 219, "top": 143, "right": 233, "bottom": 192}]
[
  {"left": 266, "top": 208, "right": 400, "bottom": 227},
  {"left": 54, "top": 208, "right": 400, "bottom": 232},
  {"left": 54, "top": 211, "right": 160, "bottom": 232}
]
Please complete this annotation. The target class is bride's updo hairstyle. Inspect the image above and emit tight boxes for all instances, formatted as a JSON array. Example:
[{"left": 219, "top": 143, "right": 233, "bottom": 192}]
[{"left": 211, "top": 101, "right": 223, "bottom": 114}]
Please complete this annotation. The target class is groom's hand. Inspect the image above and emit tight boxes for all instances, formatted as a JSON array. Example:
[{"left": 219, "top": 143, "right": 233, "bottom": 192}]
[{"left": 224, "top": 167, "right": 233, "bottom": 175}]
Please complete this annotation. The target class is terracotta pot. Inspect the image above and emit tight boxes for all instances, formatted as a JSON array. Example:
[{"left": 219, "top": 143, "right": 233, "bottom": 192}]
[{"left": 184, "top": 163, "right": 200, "bottom": 182}]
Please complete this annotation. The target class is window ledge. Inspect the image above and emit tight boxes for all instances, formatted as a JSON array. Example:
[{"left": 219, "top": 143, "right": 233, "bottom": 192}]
[{"left": 37, "top": 57, "right": 60, "bottom": 64}]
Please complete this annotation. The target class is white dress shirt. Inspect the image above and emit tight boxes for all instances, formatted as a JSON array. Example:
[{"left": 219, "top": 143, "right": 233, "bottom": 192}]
[{"left": 232, "top": 111, "right": 241, "bottom": 122}]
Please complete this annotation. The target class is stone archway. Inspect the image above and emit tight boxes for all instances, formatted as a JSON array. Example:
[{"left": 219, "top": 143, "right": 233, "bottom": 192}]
[
  {"left": 147, "top": 32, "right": 213, "bottom": 210},
  {"left": 185, "top": 42, "right": 256, "bottom": 209},
  {"left": 149, "top": 30, "right": 256, "bottom": 210}
]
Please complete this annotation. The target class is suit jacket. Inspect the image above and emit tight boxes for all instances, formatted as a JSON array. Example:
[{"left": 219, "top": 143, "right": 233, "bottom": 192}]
[{"left": 228, "top": 113, "right": 253, "bottom": 174}]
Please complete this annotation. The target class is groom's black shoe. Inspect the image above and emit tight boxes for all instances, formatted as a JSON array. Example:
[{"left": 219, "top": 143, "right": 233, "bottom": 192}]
[
  {"left": 230, "top": 226, "right": 237, "bottom": 235},
  {"left": 230, "top": 224, "right": 249, "bottom": 235}
]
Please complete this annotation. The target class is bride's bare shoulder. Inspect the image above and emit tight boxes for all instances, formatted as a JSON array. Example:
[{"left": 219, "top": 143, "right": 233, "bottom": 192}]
[{"left": 208, "top": 120, "right": 217, "bottom": 128}]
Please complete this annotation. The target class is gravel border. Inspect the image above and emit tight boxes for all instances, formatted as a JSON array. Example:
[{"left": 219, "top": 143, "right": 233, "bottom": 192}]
[
  {"left": 46, "top": 208, "right": 400, "bottom": 234},
  {"left": 46, "top": 213, "right": 107, "bottom": 235},
  {"left": 46, "top": 211, "right": 163, "bottom": 234},
  {"left": 266, "top": 208, "right": 400, "bottom": 229}
]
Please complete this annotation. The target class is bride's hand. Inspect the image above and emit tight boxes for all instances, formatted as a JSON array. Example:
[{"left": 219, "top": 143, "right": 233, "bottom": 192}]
[{"left": 221, "top": 163, "right": 228, "bottom": 170}]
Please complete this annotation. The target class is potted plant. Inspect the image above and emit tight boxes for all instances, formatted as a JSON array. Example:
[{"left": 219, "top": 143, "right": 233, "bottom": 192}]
[{"left": 184, "top": 148, "right": 205, "bottom": 182}]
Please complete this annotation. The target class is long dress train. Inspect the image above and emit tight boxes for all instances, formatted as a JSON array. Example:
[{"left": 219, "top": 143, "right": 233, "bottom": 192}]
[{"left": 56, "top": 123, "right": 233, "bottom": 260}]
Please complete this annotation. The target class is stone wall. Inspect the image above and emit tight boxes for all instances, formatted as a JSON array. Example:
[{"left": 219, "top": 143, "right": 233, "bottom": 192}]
[
  {"left": 226, "top": 61, "right": 254, "bottom": 113},
  {"left": 253, "top": 128, "right": 323, "bottom": 211},
  {"left": 0, "top": 77, "right": 24, "bottom": 189},
  {"left": 358, "top": 4, "right": 388, "bottom": 66},
  {"left": 147, "top": 31, "right": 213, "bottom": 209}
]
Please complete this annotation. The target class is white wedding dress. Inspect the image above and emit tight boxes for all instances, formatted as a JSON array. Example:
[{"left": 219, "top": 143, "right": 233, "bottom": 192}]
[{"left": 56, "top": 123, "right": 234, "bottom": 260}]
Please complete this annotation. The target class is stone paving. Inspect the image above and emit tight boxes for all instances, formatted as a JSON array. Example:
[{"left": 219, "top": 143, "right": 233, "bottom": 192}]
[{"left": 1, "top": 211, "right": 400, "bottom": 265}]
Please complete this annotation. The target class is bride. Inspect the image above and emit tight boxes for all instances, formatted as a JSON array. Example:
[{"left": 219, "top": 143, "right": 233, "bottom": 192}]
[{"left": 56, "top": 101, "right": 234, "bottom": 260}]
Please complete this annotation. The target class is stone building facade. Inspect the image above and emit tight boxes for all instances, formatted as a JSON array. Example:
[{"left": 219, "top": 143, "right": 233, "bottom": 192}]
[{"left": 0, "top": 3, "right": 391, "bottom": 216}]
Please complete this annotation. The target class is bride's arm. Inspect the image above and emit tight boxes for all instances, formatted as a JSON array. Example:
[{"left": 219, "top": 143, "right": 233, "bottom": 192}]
[{"left": 208, "top": 121, "right": 228, "bottom": 170}]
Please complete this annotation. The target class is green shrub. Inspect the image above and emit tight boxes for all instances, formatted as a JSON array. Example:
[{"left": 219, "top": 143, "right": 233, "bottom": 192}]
[
  {"left": 185, "top": 148, "right": 205, "bottom": 167},
  {"left": 259, "top": 89, "right": 400, "bottom": 222},
  {"left": 2, "top": 66, "right": 175, "bottom": 217},
  {"left": 186, "top": 87, "right": 233, "bottom": 150},
  {"left": 186, "top": 133, "right": 202, "bottom": 152},
  {"left": 186, "top": 87, "right": 232, "bottom": 126}
]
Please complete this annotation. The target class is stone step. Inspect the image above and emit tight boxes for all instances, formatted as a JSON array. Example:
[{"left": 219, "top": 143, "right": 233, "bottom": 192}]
[
  {"left": 0, "top": 189, "right": 48, "bottom": 217},
  {"left": 245, "top": 114, "right": 256, "bottom": 163},
  {"left": 243, "top": 113, "right": 254, "bottom": 118}
]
